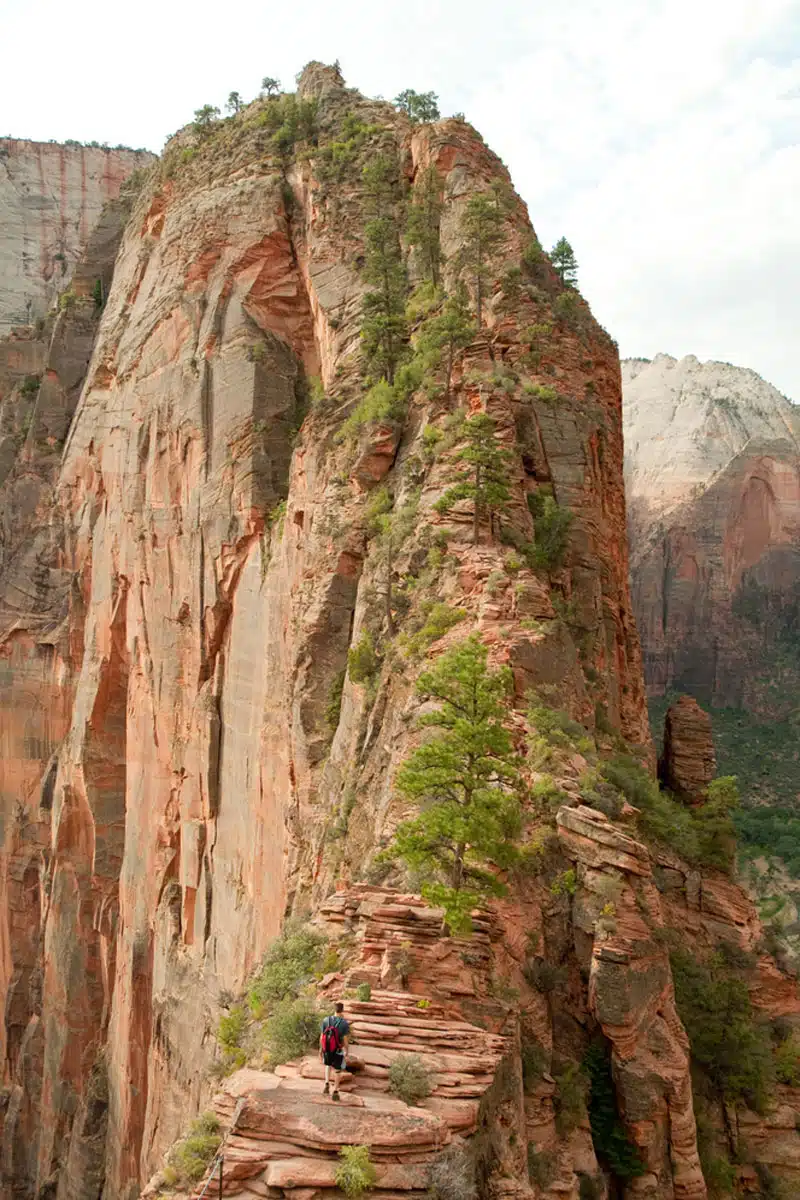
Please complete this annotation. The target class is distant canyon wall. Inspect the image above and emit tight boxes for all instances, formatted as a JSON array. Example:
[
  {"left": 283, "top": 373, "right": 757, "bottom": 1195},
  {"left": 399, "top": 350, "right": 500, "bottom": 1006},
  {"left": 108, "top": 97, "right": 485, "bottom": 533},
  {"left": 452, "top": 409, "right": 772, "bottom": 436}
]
[
  {"left": 0, "top": 139, "right": 154, "bottom": 333},
  {"left": 623, "top": 353, "right": 800, "bottom": 717}
]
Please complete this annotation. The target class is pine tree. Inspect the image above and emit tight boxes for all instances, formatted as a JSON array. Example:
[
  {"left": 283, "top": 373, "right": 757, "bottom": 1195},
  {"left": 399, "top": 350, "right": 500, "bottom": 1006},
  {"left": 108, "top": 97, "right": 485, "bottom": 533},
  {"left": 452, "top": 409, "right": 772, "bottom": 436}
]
[
  {"left": 366, "top": 488, "right": 418, "bottom": 636},
  {"left": 391, "top": 635, "right": 522, "bottom": 933},
  {"left": 193, "top": 105, "right": 221, "bottom": 135},
  {"left": 406, "top": 165, "right": 444, "bottom": 287},
  {"left": 394, "top": 90, "right": 440, "bottom": 124},
  {"left": 414, "top": 289, "right": 475, "bottom": 400},
  {"left": 435, "top": 412, "right": 513, "bottom": 543},
  {"left": 361, "top": 157, "right": 407, "bottom": 384},
  {"left": 550, "top": 237, "right": 578, "bottom": 287},
  {"left": 261, "top": 77, "right": 281, "bottom": 96},
  {"left": 226, "top": 92, "right": 243, "bottom": 115},
  {"left": 459, "top": 193, "right": 505, "bottom": 326}
]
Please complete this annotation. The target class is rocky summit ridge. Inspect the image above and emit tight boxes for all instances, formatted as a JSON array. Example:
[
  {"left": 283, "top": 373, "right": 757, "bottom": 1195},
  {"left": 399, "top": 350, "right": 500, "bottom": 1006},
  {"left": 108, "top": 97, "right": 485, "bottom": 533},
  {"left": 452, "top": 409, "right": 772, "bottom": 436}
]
[{"left": 0, "top": 65, "right": 797, "bottom": 1200}]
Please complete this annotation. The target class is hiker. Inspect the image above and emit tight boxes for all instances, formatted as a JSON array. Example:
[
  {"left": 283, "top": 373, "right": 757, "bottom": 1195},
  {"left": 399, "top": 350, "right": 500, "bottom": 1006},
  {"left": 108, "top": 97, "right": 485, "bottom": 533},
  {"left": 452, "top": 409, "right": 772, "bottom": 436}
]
[{"left": 319, "top": 1001, "right": 350, "bottom": 1101}]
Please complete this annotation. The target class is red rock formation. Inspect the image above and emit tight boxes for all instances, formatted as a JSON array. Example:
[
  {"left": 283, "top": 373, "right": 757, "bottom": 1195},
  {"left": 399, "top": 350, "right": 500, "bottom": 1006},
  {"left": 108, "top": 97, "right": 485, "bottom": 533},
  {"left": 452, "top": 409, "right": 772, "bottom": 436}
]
[
  {"left": 0, "top": 65, "right": 796, "bottom": 1200},
  {"left": 658, "top": 695, "right": 716, "bottom": 803}
]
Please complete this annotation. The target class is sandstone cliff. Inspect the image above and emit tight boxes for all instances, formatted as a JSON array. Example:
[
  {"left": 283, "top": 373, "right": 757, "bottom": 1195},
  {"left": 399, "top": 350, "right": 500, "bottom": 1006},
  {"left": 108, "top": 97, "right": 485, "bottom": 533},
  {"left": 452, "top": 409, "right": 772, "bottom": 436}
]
[
  {"left": 0, "top": 139, "right": 154, "bottom": 333},
  {"left": 0, "top": 66, "right": 797, "bottom": 1200},
  {"left": 622, "top": 354, "right": 800, "bottom": 717}
]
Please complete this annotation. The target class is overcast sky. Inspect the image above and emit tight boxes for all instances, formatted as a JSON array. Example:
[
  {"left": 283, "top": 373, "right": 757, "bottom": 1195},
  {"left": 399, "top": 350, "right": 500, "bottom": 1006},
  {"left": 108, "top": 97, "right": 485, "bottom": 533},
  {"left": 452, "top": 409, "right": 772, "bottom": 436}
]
[{"left": 2, "top": 0, "right": 797, "bottom": 400}]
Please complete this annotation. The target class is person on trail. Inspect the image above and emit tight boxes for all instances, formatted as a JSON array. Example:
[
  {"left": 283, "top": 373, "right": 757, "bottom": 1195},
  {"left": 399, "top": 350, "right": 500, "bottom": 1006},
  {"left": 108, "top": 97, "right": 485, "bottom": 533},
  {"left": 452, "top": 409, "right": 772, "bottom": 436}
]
[{"left": 319, "top": 1001, "right": 350, "bottom": 1101}]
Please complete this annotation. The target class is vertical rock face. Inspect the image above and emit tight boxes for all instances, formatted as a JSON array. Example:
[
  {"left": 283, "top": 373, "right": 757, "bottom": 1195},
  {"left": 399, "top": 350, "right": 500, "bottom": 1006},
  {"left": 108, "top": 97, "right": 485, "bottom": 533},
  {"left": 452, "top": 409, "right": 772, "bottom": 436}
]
[
  {"left": 622, "top": 354, "right": 800, "bottom": 717},
  {"left": 658, "top": 696, "right": 716, "bottom": 804},
  {"left": 0, "top": 67, "right": 797, "bottom": 1200},
  {"left": 0, "top": 139, "right": 154, "bottom": 332}
]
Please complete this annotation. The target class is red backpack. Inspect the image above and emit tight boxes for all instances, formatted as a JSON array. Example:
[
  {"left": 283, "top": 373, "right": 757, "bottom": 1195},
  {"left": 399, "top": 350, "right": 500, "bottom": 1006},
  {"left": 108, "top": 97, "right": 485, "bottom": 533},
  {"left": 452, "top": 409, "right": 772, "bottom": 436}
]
[{"left": 321, "top": 1017, "right": 343, "bottom": 1054}]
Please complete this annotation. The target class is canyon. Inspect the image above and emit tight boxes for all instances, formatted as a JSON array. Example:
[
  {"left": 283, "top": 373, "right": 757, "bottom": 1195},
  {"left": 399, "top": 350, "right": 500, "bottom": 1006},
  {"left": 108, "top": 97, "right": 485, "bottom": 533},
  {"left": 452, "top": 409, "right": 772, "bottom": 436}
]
[{"left": 0, "top": 63, "right": 797, "bottom": 1200}]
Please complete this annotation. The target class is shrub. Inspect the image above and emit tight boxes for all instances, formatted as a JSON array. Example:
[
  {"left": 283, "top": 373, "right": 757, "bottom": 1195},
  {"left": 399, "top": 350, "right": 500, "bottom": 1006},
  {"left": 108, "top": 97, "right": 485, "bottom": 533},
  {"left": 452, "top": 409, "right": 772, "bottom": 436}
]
[
  {"left": 356, "top": 982, "right": 372, "bottom": 1002},
  {"left": 335, "top": 1145, "right": 377, "bottom": 1199},
  {"left": 527, "top": 1145, "right": 556, "bottom": 1187},
  {"left": 337, "top": 380, "right": 403, "bottom": 443},
  {"left": 263, "top": 995, "right": 321, "bottom": 1066},
  {"left": 550, "top": 869, "right": 577, "bottom": 897},
  {"left": 218, "top": 1004, "right": 247, "bottom": 1052},
  {"left": 164, "top": 1112, "right": 222, "bottom": 1186},
  {"left": 19, "top": 374, "right": 40, "bottom": 398},
  {"left": 388, "top": 1053, "right": 433, "bottom": 1105},
  {"left": 247, "top": 924, "right": 327, "bottom": 1016},
  {"left": 325, "top": 669, "right": 345, "bottom": 732},
  {"left": 401, "top": 602, "right": 466, "bottom": 657},
  {"left": 670, "top": 947, "right": 774, "bottom": 1116},
  {"left": 348, "top": 631, "right": 379, "bottom": 684},
  {"left": 526, "top": 491, "right": 573, "bottom": 570},
  {"left": 774, "top": 1033, "right": 800, "bottom": 1085},
  {"left": 427, "top": 1146, "right": 476, "bottom": 1200},
  {"left": 554, "top": 1062, "right": 589, "bottom": 1134}
]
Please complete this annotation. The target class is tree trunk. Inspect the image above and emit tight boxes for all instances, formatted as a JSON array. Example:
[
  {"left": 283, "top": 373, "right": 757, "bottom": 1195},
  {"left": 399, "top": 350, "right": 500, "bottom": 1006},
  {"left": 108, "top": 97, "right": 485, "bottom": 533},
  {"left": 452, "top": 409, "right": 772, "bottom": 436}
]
[
  {"left": 473, "top": 465, "right": 481, "bottom": 544},
  {"left": 452, "top": 843, "right": 466, "bottom": 891}
]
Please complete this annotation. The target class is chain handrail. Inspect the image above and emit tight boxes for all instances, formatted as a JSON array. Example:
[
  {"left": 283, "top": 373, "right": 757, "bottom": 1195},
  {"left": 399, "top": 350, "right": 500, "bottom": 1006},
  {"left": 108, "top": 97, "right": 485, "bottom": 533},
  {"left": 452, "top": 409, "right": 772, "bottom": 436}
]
[{"left": 193, "top": 1097, "right": 245, "bottom": 1200}]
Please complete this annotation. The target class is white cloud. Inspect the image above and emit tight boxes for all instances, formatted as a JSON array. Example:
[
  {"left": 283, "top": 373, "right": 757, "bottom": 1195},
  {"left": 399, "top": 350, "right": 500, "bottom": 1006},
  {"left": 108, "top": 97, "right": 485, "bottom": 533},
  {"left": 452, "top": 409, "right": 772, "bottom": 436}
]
[{"left": 1, "top": 0, "right": 797, "bottom": 398}]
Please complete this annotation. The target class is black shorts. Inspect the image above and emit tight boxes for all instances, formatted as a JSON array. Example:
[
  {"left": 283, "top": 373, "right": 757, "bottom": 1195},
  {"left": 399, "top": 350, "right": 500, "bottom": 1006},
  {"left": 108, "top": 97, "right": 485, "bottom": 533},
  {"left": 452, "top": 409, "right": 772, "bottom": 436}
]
[{"left": 323, "top": 1051, "right": 345, "bottom": 1070}]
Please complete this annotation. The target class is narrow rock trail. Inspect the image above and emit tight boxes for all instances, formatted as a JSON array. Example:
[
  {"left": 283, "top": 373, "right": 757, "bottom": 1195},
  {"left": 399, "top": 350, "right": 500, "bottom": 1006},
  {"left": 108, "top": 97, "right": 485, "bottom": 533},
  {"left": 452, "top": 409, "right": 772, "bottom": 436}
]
[{"left": 195, "top": 989, "right": 506, "bottom": 1199}]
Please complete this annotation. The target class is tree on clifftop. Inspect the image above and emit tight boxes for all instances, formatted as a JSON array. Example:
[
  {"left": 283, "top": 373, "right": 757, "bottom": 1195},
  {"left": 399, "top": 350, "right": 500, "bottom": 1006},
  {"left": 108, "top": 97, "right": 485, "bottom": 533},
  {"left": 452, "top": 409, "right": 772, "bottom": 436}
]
[
  {"left": 226, "top": 92, "right": 243, "bottom": 114},
  {"left": 434, "top": 411, "right": 513, "bottom": 544},
  {"left": 193, "top": 105, "right": 221, "bottom": 135},
  {"left": 261, "top": 77, "right": 281, "bottom": 96},
  {"left": 395, "top": 90, "right": 441, "bottom": 124},
  {"left": 390, "top": 635, "right": 523, "bottom": 934},
  {"left": 550, "top": 237, "right": 578, "bottom": 287}
]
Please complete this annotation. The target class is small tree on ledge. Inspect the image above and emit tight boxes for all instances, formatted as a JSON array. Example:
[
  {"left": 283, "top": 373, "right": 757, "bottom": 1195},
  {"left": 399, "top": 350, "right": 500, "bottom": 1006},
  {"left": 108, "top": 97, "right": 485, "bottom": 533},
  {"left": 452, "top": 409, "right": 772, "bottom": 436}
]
[
  {"left": 550, "top": 237, "right": 578, "bottom": 287},
  {"left": 435, "top": 411, "right": 513, "bottom": 544},
  {"left": 390, "top": 635, "right": 523, "bottom": 934}
]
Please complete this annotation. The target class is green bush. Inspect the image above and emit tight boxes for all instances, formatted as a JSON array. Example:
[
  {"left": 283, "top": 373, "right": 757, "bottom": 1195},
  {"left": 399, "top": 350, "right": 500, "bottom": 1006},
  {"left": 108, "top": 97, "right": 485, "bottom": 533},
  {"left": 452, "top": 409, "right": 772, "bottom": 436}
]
[
  {"left": 335, "top": 1145, "right": 377, "bottom": 1199},
  {"left": 523, "top": 959, "right": 567, "bottom": 994},
  {"left": 164, "top": 1112, "right": 222, "bottom": 1186},
  {"left": 325, "top": 669, "right": 345, "bottom": 731},
  {"left": 218, "top": 1004, "right": 247, "bottom": 1051},
  {"left": 348, "top": 631, "right": 379, "bottom": 684},
  {"left": 337, "top": 380, "right": 403, "bottom": 443},
  {"left": 554, "top": 1062, "right": 589, "bottom": 1134},
  {"left": 526, "top": 491, "right": 573, "bottom": 570},
  {"left": 356, "top": 982, "right": 372, "bottom": 1002},
  {"left": 263, "top": 995, "right": 321, "bottom": 1066},
  {"left": 550, "top": 869, "right": 577, "bottom": 897},
  {"left": 401, "top": 602, "right": 466, "bottom": 657},
  {"left": 774, "top": 1033, "right": 800, "bottom": 1085},
  {"left": 19, "top": 374, "right": 41, "bottom": 398},
  {"left": 670, "top": 947, "right": 774, "bottom": 1116},
  {"left": 526, "top": 1145, "right": 556, "bottom": 1187},
  {"left": 387, "top": 1053, "right": 434, "bottom": 1105},
  {"left": 247, "top": 924, "right": 327, "bottom": 1016}
]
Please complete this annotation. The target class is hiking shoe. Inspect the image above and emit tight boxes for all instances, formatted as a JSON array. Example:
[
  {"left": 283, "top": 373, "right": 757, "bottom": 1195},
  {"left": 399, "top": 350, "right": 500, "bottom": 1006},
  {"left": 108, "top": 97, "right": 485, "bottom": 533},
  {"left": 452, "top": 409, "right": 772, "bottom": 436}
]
[
  {"left": 323, "top": 1082, "right": 330, "bottom": 1095},
  {"left": 332, "top": 1090, "right": 340, "bottom": 1102}
]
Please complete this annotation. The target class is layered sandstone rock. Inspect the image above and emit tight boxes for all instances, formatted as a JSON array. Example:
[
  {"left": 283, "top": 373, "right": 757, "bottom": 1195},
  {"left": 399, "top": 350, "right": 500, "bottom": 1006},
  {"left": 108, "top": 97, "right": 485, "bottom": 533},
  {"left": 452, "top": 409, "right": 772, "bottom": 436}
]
[
  {"left": 623, "top": 354, "right": 800, "bottom": 716},
  {"left": 0, "top": 65, "right": 797, "bottom": 1200},
  {"left": 658, "top": 695, "right": 716, "bottom": 803},
  {"left": 0, "top": 139, "right": 153, "bottom": 332}
]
